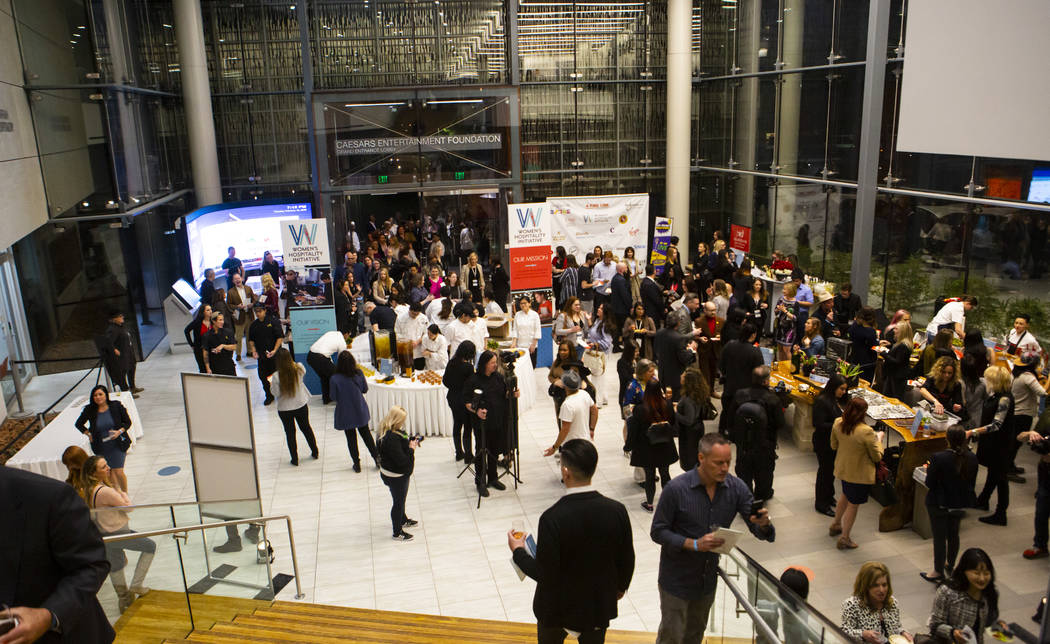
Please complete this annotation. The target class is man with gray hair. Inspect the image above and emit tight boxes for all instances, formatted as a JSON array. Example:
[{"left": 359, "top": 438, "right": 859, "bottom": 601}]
[
  {"left": 651, "top": 433, "right": 774, "bottom": 644},
  {"left": 544, "top": 370, "right": 598, "bottom": 457},
  {"left": 669, "top": 293, "right": 702, "bottom": 337},
  {"left": 723, "top": 365, "right": 785, "bottom": 501}
]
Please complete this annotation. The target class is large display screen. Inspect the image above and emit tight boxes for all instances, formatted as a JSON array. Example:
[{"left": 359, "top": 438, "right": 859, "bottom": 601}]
[
  {"left": 1028, "top": 168, "right": 1050, "bottom": 204},
  {"left": 185, "top": 200, "right": 312, "bottom": 286}
]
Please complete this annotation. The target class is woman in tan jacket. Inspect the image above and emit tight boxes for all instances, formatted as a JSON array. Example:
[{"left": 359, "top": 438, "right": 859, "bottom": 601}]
[{"left": 829, "top": 397, "right": 884, "bottom": 550}]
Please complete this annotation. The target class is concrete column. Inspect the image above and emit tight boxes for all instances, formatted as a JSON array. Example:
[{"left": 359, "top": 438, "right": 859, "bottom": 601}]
[
  {"left": 665, "top": 0, "right": 692, "bottom": 252},
  {"left": 174, "top": 0, "right": 222, "bottom": 206},
  {"left": 850, "top": 0, "right": 891, "bottom": 301}
]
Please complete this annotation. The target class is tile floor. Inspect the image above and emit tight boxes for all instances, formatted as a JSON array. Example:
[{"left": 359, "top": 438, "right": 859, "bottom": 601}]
[{"left": 13, "top": 340, "right": 1047, "bottom": 637}]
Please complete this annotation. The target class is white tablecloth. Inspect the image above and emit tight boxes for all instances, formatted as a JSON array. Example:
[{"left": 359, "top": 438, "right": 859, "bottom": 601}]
[
  {"left": 364, "top": 377, "right": 453, "bottom": 437},
  {"left": 361, "top": 351, "right": 536, "bottom": 438},
  {"left": 6, "top": 392, "right": 145, "bottom": 481},
  {"left": 509, "top": 350, "right": 537, "bottom": 414}
]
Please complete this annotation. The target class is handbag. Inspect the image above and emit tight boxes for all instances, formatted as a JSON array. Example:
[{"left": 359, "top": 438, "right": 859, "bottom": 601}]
[
  {"left": 870, "top": 479, "right": 899, "bottom": 507},
  {"left": 647, "top": 421, "right": 676, "bottom": 445},
  {"left": 702, "top": 400, "right": 719, "bottom": 420}
]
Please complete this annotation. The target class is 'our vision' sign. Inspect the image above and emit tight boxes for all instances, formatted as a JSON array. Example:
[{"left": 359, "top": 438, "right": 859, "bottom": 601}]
[
  {"left": 335, "top": 134, "right": 502, "bottom": 156},
  {"left": 281, "top": 218, "right": 330, "bottom": 270}
]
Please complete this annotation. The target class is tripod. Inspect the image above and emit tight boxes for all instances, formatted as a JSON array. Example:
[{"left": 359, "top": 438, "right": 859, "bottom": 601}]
[
  {"left": 456, "top": 411, "right": 490, "bottom": 509},
  {"left": 497, "top": 369, "right": 522, "bottom": 490}
]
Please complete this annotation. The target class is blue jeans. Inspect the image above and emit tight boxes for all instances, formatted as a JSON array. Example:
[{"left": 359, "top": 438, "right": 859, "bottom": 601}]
[{"left": 380, "top": 473, "right": 410, "bottom": 536}]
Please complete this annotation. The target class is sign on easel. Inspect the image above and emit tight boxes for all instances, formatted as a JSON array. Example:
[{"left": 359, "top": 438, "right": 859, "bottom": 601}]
[{"left": 507, "top": 202, "right": 552, "bottom": 291}]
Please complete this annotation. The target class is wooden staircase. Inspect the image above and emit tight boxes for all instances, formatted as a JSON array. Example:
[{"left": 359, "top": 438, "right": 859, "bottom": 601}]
[{"left": 115, "top": 591, "right": 656, "bottom": 643}]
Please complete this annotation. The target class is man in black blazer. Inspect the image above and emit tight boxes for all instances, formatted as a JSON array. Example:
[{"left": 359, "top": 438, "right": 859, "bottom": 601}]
[
  {"left": 508, "top": 440, "right": 634, "bottom": 643},
  {"left": 653, "top": 321, "right": 698, "bottom": 400},
  {"left": 718, "top": 322, "right": 764, "bottom": 433},
  {"left": 640, "top": 264, "right": 666, "bottom": 327},
  {"left": 609, "top": 262, "right": 633, "bottom": 350},
  {"left": 0, "top": 467, "right": 113, "bottom": 644}
]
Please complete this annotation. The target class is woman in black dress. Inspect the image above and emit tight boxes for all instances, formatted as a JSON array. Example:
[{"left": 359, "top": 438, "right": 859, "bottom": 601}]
[
  {"left": 920, "top": 427, "right": 978, "bottom": 583},
  {"left": 920, "top": 356, "right": 964, "bottom": 418},
  {"left": 629, "top": 380, "right": 678, "bottom": 513},
  {"left": 465, "top": 350, "right": 518, "bottom": 497},
  {"left": 879, "top": 321, "right": 914, "bottom": 399},
  {"left": 75, "top": 385, "right": 134, "bottom": 493},
  {"left": 973, "top": 366, "right": 1015, "bottom": 526},
  {"left": 182, "top": 304, "right": 212, "bottom": 373},
  {"left": 261, "top": 250, "right": 282, "bottom": 287},
  {"left": 443, "top": 340, "right": 477, "bottom": 463},
  {"left": 490, "top": 257, "right": 510, "bottom": 312},
  {"left": 812, "top": 374, "right": 847, "bottom": 516},
  {"left": 675, "top": 367, "right": 709, "bottom": 471}
]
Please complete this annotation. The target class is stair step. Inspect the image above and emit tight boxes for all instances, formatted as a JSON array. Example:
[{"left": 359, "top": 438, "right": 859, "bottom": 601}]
[
  {"left": 262, "top": 603, "right": 535, "bottom": 633},
  {"left": 236, "top": 612, "right": 532, "bottom": 643}
]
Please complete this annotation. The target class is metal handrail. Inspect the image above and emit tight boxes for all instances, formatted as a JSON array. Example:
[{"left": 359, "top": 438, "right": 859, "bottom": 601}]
[
  {"left": 91, "top": 498, "right": 261, "bottom": 513},
  {"left": 104, "top": 514, "right": 305, "bottom": 600},
  {"left": 717, "top": 567, "right": 783, "bottom": 644}
]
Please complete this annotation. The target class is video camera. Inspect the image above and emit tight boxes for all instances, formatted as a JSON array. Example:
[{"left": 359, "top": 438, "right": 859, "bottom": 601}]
[
  {"left": 500, "top": 350, "right": 517, "bottom": 374},
  {"left": 470, "top": 388, "right": 487, "bottom": 412}
]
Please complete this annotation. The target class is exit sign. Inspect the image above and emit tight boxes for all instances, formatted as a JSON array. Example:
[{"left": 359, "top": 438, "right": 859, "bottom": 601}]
[
  {"left": 454, "top": 171, "right": 465, "bottom": 180},
  {"left": 377, "top": 175, "right": 388, "bottom": 184}
]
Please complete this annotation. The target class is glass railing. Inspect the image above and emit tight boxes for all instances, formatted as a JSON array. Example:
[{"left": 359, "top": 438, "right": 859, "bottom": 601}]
[
  {"left": 721, "top": 547, "right": 854, "bottom": 644},
  {"left": 91, "top": 499, "right": 304, "bottom": 639}
]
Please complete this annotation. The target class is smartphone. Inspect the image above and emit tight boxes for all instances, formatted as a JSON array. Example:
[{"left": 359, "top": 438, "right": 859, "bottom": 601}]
[
  {"left": 0, "top": 617, "right": 18, "bottom": 636},
  {"left": 750, "top": 501, "right": 765, "bottom": 516}
]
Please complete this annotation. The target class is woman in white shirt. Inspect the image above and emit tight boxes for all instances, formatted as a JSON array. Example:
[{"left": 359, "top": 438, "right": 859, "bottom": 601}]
[
  {"left": 422, "top": 324, "right": 450, "bottom": 370},
  {"left": 270, "top": 348, "right": 319, "bottom": 465},
  {"left": 513, "top": 296, "right": 542, "bottom": 366}
]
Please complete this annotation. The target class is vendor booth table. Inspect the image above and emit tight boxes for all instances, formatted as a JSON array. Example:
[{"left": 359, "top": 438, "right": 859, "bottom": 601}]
[
  {"left": 361, "top": 351, "right": 536, "bottom": 438},
  {"left": 6, "top": 391, "right": 145, "bottom": 481},
  {"left": 768, "top": 361, "right": 946, "bottom": 533}
]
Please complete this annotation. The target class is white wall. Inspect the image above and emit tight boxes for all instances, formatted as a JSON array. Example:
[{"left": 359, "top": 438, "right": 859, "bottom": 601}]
[
  {"left": 0, "top": 0, "right": 48, "bottom": 249},
  {"left": 897, "top": 0, "right": 1050, "bottom": 162}
]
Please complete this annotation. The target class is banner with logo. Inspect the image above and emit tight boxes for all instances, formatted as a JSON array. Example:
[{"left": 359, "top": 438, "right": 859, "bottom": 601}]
[
  {"left": 730, "top": 223, "right": 752, "bottom": 253},
  {"left": 507, "top": 202, "right": 553, "bottom": 291},
  {"left": 281, "top": 218, "right": 331, "bottom": 271},
  {"left": 649, "top": 217, "right": 673, "bottom": 275},
  {"left": 545, "top": 193, "right": 649, "bottom": 266}
]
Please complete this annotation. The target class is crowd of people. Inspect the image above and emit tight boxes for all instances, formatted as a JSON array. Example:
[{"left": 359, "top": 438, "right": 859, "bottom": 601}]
[{"left": 8, "top": 218, "right": 1047, "bottom": 644}]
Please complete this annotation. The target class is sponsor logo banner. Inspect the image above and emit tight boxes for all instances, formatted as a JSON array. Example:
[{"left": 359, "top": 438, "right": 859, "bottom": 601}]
[
  {"left": 335, "top": 134, "right": 503, "bottom": 156},
  {"left": 649, "top": 217, "right": 673, "bottom": 275},
  {"left": 281, "top": 218, "right": 331, "bottom": 270},
  {"left": 545, "top": 194, "right": 649, "bottom": 266}
]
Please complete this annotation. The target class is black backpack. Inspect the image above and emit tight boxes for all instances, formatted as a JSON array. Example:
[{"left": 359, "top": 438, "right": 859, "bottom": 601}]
[{"left": 733, "top": 399, "right": 768, "bottom": 450}]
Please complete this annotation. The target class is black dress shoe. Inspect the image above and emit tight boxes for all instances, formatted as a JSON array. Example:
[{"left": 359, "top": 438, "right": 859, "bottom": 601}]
[
  {"left": 352, "top": 462, "right": 362, "bottom": 473},
  {"left": 489, "top": 480, "right": 507, "bottom": 491},
  {"left": 1007, "top": 473, "right": 1027, "bottom": 484},
  {"left": 815, "top": 506, "right": 836, "bottom": 517},
  {"left": 290, "top": 458, "right": 299, "bottom": 466},
  {"left": 978, "top": 513, "right": 1007, "bottom": 526},
  {"left": 464, "top": 455, "right": 474, "bottom": 465},
  {"left": 264, "top": 397, "right": 275, "bottom": 406},
  {"left": 919, "top": 572, "right": 945, "bottom": 584},
  {"left": 311, "top": 450, "right": 319, "bottom": 459},
  {"left": 477, "top": 484, "right": 490, "bottom": 497},
  {"left": 455, "top": 453, "right": 464, "bottom": 462}
]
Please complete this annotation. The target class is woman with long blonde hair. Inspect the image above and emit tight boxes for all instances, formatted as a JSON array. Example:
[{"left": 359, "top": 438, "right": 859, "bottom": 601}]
[
  {"left": 376, "top": 406, "right": 420, "bottom": 541},
  {"left": 78, "top": 455, "right": 156, "bottom": 613},
  {"left": 259, "top": 273, "right": 280, "bottom": 319}
]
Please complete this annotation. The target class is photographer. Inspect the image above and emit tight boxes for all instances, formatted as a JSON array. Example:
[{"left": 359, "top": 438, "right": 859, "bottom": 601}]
[
  {"left": 376, "top": 406, "right": 421, "bottom": 542},
  {"left": 466, "top": 350, "right": 520, "bottom": 498}
]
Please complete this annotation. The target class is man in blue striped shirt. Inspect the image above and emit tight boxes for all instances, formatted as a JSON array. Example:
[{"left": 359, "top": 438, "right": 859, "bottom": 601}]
[{"left": 651, "top": 433, "right": 775, "bottom": 643}]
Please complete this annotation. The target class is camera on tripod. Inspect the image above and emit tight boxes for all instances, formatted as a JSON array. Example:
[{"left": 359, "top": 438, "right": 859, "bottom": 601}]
[
  {"left": 500, "top": 350, "right": 517, "bottom": 372},
  {"left": 470, "top": 388, "right": 487, "bottom": 412}
]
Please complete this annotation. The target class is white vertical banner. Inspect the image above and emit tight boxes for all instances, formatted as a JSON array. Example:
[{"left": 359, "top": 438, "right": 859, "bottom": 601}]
[
  {"left": 545, "top": 193, "right": 650, "bottom": 265},
  {"left": 280, "top": 218, "right": 331, "bottom": 270}
]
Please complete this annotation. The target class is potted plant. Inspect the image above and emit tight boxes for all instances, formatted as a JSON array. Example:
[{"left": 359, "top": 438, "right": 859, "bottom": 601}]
[
  {"left": 837, "top": 360, "right": 863, "bottom": 388},
  {"left": 799, "top": 353, "right": 817, "bottom": 377}
]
